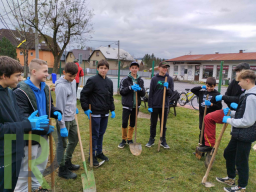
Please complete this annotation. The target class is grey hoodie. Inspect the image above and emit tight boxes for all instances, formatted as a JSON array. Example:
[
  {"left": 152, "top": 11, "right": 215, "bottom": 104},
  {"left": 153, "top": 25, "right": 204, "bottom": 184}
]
[
  {"left": 227, "top": 86, "right": 256, "bottom": 129},
  {"left": 55, "top": 77, "right": 77, "bottom": 129}
]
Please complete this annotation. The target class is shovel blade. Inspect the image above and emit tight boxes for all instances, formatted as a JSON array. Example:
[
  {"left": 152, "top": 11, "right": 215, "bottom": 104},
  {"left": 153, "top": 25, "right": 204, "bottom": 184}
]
[
  {"left": 195, "top": 147, "right": 203, "bottom": 160},
  {"left": 202, "top": 181, "right": 215, "bottom": 188},
  {"left": 81, "top": 171, "right": 96, "bottom": 192},
  {"left": 129, "top": 143, "right": 142, "bottom": 156}
]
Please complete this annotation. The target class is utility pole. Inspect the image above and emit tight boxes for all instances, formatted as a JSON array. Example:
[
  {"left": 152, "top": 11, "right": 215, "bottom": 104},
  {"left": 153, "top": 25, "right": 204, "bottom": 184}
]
[{"left": 35, "top": 0, "right": 39, "bottom": 58}]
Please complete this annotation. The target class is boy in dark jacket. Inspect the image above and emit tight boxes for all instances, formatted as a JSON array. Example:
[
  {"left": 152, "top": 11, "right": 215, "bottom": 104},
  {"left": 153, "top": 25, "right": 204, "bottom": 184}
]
[
  {"left": 191, "top": 77, "right": 222, "bottom": 151},
  {"left": 80, "top": 59, "right": 115, "bottom": 167},
  {"left": 13, "top": 59, "right": 62, "bottom": 192},
  {"left": 216, "top": 70, "right": 256, "bottom": 192},
  {"left": 202, "top": 63, "right": 250, "bottom": 150},
  {"left": 145, "top": 62, "right": 174, "bottom": 149},
  {"left": 118, "top": 61, "right": 145, "bottom": 148},
  {"left": 0, "top": 56, "right": 48, "bottom": 192}
]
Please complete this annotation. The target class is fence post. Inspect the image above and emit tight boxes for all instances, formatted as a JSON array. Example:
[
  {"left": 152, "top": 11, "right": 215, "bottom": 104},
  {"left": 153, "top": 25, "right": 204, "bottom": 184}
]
[{"left": 218, "top": 61, "right": 224, "bottom": 92}]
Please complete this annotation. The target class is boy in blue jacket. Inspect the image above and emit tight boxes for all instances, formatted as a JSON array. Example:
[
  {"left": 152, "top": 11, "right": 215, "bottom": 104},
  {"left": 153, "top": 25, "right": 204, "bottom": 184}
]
[{"left": 0, "top": 56, "right": 48, "bottom": 192}]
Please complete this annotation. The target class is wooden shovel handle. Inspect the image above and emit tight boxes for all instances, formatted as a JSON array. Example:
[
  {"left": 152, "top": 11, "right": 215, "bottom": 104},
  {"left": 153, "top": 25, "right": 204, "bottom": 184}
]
[
  {"left": 202, "top": 110, "right": 231, "bottom": 183},
  {"left": 199, "top": 94, "right": 209, "bottom": 145},
  {"left": 89, "top": 104, "right": 93, "bottom": 168},
  {"left": 158, "top": 76, "right": 168, "bottom": 151},
  {"left": 134, "top": 92, "right": 138, "bottom": 143}
]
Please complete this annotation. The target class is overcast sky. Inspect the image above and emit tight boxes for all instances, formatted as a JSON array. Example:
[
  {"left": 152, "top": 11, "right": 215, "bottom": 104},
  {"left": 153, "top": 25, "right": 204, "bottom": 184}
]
[{"left": 85, "top": 0, "right": 256, "bottom": 59}]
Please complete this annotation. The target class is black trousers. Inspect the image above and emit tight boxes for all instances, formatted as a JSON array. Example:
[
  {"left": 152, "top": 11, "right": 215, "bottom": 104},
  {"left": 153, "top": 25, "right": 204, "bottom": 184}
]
[
  {"left": 224, "top": 137, "right": 252, "bottom": 188},
  {"left": 150, "top": 108, "right": 168, "bottom": 140},
  {"left": 122, "top": 108, "right": 138, "bottom": 128}
]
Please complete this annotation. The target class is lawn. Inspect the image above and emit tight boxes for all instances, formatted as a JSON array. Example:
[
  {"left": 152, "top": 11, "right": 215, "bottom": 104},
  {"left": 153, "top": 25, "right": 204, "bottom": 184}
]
[{"left": 43, "top": 92, "right": 256, "bottom": 192}]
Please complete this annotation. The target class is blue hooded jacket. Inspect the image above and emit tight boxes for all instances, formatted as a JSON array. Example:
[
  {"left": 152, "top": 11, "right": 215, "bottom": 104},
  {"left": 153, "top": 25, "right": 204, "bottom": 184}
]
[{"left": 25, "top": 77, "right": 47, "bottom": 116}]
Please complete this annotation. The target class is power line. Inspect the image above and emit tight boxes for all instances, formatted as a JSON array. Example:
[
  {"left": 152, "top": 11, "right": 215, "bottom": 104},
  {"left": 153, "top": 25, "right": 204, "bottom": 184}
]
[
  {"left": 88, "top": 39, "right": 117, "bottom": 42},
  {"left": 0, "top": 0, "right": 28, "bottom": 17}
]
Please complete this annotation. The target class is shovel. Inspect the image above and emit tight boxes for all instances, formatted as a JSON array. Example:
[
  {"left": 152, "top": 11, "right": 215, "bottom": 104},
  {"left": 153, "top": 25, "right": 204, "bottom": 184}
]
[
  {"left": 202, "top": 110, "right": 231, "bottom": 187},
  {"left": 75, "top": 114, "right": 96, "bottom": 192},
  {"left": 158, "top": 76, "right": 167, "bottom": 152},
  {"left": 129, "top": 91, "right": 142, "bottom": 156},
  {"left": 195, "top": 94, "right": 209, "bottom": 160}
]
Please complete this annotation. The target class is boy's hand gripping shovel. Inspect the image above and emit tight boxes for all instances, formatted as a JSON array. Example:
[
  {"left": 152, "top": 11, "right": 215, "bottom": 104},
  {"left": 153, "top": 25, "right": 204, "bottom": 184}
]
[
  {"left": 158, "top": 76, "right": 167, "bottom": 152},
  {"left": 75, "top": 114, "right": 96, "bottom": 192},
  {"left": 129, "top": 91, "right": 142, "bottom": 156},
  {"left": 202, "top": 110, "right": 231, "bottom": 188},
  {"left": 195, "top": 94, "right": 209, "bottom": 160}
]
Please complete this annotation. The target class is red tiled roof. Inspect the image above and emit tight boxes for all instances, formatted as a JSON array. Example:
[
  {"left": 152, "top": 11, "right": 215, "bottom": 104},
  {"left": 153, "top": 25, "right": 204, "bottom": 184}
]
[{"left": 166, "top": 52, "right": 256, "bottom": 62}]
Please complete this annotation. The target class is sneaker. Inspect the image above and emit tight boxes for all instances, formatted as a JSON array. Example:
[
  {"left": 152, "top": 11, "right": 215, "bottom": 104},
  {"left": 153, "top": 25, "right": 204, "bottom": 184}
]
[
  {"left": 224, "top": 186, "right": 246, "bottom": 192},
  {"left": 88, "top": 156, "right": 99, "bottom": 167},
  {"left": 160, "top": 140, "right": 170, "bottom": 149},
  {"left": 96, "top": 152, "right": 109, "bottom": 162},
  {"left": 216, "top": 176, "right": 235, "bottom": 186},
  {"left": 118, "top": 140, "right": 126, "bottom": 148},
  {"left": 127, "top": 140, "right": 133, "bottom": 145},
  {"left": 145, "top": 138, "right": 155, "bottom": 147},
  {"left": 32, "top": 187, "right": 50, "bottom": 192}
]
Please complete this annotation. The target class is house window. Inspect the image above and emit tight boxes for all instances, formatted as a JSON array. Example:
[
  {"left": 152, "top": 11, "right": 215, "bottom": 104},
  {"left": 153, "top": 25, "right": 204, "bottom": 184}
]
[
  {"left": 93, "top": 61, "right": 96, "bottom": 66},
  {"left": 20, "top": 51, "right": 23, "bottom": 55},
  {"left": 96, "top": 52, "right": 99, "bottom": 57},
  {"left": 30, "top": 52, "right": 33, "bottom": 56},
  {"left": 203, "top": 65, "right": 214, "bottom": 78},
  {"left": 70, "top": 54, "right": 72, "bottom": 58},
  {"left": 216, "top": 65, "right": 229, "bottom": 79},
  {"left": 174, "top": 65, "right": 178, "bottom": 75},
  {"left": 232, "top": 65, "right": 236, "bottom": 80}
]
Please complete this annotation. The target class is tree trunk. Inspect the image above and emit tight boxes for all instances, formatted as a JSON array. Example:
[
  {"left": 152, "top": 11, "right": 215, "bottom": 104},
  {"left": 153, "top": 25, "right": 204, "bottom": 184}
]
[
  {"left": 24, "top": 51, "right": 29, "bottom": 78},
  {"left": 52, "top": 55, "right": 60, "bottom": 74}
]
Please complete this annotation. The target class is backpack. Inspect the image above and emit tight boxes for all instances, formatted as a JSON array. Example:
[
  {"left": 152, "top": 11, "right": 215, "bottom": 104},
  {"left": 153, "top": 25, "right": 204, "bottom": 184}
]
[{"left": 169, "top": 90, "right": 180, "bottom": 106}]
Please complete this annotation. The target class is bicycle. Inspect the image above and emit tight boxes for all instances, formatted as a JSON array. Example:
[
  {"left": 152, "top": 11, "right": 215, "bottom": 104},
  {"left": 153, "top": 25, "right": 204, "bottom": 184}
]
[{"left": 178, "top": 89, "right": 199, "bottom": 110}]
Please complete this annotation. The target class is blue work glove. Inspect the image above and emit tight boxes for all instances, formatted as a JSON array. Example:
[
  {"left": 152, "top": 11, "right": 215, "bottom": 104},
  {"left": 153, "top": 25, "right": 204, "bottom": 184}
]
[
  {"left": 135, "top": 84, "right": 141, "bottom": 91},
  {"left": 60, "top": 127, "right": 68, "bottom": 137},
  {"left": 76, "top": 108, "right": 79, "bottom": 114},
  {"left": 223, "top": 107, "right": 230, "bottom": 116},
  {"left": 230, "top": 102, "right": 238, "bottom": 110},
  {"left": 84, "top": 109, "right": 92, "bottom": 119},
  {"left": 215, "top": 95, "right": 223, "bottom": 102},
  {"left": 53, "top": 111, "right": 62, "bottom": 121},
  {"left": 131, "top": 85, "right": 138, "bottom": 91},
  {"left": 111, "top": 111, "right": 115, "bottom": 118},
  {"left": 47, "top": 125, "right": 54, "bottom": 134},
  {"left": 164, "top": 82, "right": 168, "bottom": 88},
  {"left": 222, "top": 116, "right": 231, "bottom": 123},
  {"left": 28, "top": 110, "right": 49, "bottom": 131},
  {"left": 202, "top": 85, "right": 207, "bottom": 89},
  {"left": 148, "top": 108, "right": 153, "bottom": 113},
  {"left": 205, "top": 100, "right": 212, "bottom": 106}
]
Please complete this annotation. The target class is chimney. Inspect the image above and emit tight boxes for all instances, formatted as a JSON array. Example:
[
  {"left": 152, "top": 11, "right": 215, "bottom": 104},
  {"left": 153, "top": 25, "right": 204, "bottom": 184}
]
[
  {"left": 108, "top": 45, "right": 110, "bottom": 48},
  {"left": 239, "top": 50, "right": 243, "bottom": 53},
  {"left": 215, "top": 52, "right": 219, "bottom": 54}
]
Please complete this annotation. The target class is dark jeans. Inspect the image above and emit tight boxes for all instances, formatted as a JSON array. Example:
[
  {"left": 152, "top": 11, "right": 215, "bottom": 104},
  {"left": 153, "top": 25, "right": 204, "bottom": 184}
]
[
  {"left": 91, "top": 116, "right": 109, "bottom": 156},
  {"left": 150, "top": 108, "right": 168, "bottom": 140},
  {"left": 0, "top": 158, "right": 21, "bottom": 192},
  {"left": 224, "top": 137, "right": 252, "bottom": 188},
  {"left": 122, "top": 108, "right": 138, "bottom": 128}
]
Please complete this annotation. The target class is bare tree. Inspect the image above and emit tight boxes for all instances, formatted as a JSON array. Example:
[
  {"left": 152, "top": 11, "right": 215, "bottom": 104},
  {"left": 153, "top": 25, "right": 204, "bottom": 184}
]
[{"left": 24, "top": 0, "right": 93, "bottom": 73}]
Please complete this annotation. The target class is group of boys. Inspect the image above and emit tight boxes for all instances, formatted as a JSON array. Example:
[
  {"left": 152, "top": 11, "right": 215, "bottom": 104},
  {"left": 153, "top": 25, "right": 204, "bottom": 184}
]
[
  {"left": 191, "top": 63, "right": 256, "bottom": 192},
  {"left": 1, "top": 54, "right": 255, "bottom": 192}
]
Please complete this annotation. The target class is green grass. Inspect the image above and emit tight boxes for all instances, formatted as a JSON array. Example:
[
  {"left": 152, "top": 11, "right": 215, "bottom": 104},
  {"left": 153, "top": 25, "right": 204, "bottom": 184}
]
[{"left": 44, "top": 93, "right": 256, "bottom": 192}]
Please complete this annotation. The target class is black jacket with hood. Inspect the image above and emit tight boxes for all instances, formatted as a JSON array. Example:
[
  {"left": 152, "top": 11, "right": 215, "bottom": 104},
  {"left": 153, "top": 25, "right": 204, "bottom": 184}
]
[{"left": 148, "top": 73, "right": 174, "bottom": 109}]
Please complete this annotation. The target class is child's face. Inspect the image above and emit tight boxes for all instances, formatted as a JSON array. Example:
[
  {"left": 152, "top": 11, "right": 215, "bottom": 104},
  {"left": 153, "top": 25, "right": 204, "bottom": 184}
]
[
  {"left": 130, "top": 66, "right": 139, "bottom": 76},
  {"left": 97, "top": 65, "right": 109, "bottom": 77},
  {"left": 1, "top": 72, "right": 23, "bottom": 88},
  {"left": 158, "top": 66, "right": 168, "bottom": 75},
  {"left": 32, "top": 65, "right": 49, "bottom": 82},
  {"left": 206, "top": 84, "right": 215, "bottom": 92},
  {"left": 63, "top": 71, "right": 77, "bottom": 82},
  {"left": 238, "top": 79, "right": 249, "bottom": 90}
]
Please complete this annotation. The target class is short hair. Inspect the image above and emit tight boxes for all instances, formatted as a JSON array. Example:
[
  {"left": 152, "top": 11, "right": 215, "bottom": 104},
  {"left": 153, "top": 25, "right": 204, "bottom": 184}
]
[
  {"left": 29, "top": 58, "right": 48, "bottom": 73},
  {"left": 64, "top": 62, "right": 78, "bottom": 75},
  {"left": 206, "top": 77, "right": 216, "bottom": 86},
  {"left": 97, "top": 59, "right": 109, "bottom": 69},
  {"left": 234, "top": 62, "right": 250, "bottom": 72},
  {"left": 237, "top": 70, "right": 256, "bottom": 83},
  {"left": 0, "top": 56, "right": 23, "bottom": 77}
]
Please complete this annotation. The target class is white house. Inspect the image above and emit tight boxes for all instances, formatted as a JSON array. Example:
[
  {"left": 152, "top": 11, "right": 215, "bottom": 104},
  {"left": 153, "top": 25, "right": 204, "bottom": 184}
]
[{"left": 166, "top": 50, "right": 256, "bottom": 83}]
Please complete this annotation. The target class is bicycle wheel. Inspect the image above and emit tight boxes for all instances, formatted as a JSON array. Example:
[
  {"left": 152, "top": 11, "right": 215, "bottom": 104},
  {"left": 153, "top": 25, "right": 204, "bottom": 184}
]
[
  {"left": 191, "top": 96, "right": 199, "bottom": 110},
  {"left": 178, "top": 92, "right": 188, "bottom": 106}
]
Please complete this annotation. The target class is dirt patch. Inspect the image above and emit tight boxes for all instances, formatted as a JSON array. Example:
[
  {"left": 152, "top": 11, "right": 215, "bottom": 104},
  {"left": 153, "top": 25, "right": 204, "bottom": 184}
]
[
  {"left": 138, "top": 112, "right": 150, "bottom": 119},
  {"left": 114, "top": 99, "right": 120, "bottom": 103}
]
